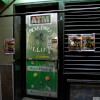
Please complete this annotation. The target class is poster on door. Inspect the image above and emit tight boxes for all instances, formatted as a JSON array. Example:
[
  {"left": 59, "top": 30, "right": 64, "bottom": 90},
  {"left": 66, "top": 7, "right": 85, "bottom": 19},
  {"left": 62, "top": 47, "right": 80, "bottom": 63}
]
[
  {"left": 26, "top": 61, "right": 57, "bottom": 98},
  {"left": 26, "top": 13, "right": 58, "bottom": 59}
]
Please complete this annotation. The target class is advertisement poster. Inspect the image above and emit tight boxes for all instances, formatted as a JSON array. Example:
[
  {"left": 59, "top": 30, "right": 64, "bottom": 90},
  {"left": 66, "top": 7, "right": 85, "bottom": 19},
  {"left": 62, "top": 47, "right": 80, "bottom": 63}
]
[
  {"left": 26, "top": 13, "right": 58, "bottom": 59},
  {"left": 26, "top": 61, "right": 57, "bottom": 98},
  {"left": 4, "top": 39, "right": 15, "bottom": 54},
  {"left": 82, "top": 34, "right": 95, "bottom": 51},
  {"left": 68, "top": 35, "right": 81, "bottom": 51},
  {"left": 68, "top": 34, "right": 95, "bottom": 51}
]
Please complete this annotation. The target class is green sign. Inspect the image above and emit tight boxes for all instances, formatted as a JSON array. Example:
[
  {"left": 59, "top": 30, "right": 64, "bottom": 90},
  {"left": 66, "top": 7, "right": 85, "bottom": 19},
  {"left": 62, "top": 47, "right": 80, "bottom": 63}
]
[
  {"left": 2, "top": 0, "right": 8, "bottom": 5},
  {"left": 26, "top": 13, "right": 58, "bottom": 59},
  {"left": 26, "top": 61, "right": 57, "bottom": 97},
  {"left": 1, "top": 0, "right": 14, "bottom": 5}
]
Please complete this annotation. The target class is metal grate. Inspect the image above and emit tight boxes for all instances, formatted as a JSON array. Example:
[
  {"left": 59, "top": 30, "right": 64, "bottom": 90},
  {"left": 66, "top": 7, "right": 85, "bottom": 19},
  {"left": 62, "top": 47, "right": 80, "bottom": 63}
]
[{"left": 64, "top": 1, "right": 100, "bottom": 74}]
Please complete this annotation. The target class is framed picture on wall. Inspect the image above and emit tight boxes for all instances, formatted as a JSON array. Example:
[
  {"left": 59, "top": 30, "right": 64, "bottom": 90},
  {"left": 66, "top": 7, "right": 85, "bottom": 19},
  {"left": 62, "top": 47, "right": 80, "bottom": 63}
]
[{"left": 4, "top": 39, "right": 15, "bottom": 54}]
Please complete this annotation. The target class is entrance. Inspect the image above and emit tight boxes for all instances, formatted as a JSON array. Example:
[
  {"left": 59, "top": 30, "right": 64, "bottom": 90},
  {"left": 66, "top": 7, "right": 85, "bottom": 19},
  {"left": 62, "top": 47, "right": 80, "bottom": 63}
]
[{"left": 13, "top": 2, "right": 63, "bottom": 100}]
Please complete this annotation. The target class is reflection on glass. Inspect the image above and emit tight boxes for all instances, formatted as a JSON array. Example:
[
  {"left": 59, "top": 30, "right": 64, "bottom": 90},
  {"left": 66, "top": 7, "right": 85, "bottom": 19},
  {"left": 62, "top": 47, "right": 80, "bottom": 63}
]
[{"left": 26, "top": 13, "right": 58, "bottom": 59}]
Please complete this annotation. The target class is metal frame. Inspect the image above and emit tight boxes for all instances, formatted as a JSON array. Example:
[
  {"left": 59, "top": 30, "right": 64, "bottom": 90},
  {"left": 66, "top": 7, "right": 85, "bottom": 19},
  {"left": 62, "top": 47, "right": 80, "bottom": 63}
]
[
  {"left": 13, "top": 1, "right": 64, "bottom": 100},
  {"left": 64, "top": 0, "right": 100, "bottom": 3},
  {"left": 0, "top": 9, "right": 67, "bottom": 18}
]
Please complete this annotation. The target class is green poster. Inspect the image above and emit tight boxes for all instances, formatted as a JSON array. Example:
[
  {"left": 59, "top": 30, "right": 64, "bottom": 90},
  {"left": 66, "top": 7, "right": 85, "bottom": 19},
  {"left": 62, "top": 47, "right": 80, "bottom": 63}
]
[
  {"left": 26, "top": 13, "right": 58, "bottom": 59},
  {"left": 26, "top": 61, "right": 57, "bottom": 97}
]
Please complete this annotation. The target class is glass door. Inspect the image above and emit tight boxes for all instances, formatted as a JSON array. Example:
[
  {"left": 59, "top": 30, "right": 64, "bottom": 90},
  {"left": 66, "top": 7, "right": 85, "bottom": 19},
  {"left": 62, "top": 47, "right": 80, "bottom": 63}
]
[{"left": 26, "top": 13, "right": 58, "bottom": 98}]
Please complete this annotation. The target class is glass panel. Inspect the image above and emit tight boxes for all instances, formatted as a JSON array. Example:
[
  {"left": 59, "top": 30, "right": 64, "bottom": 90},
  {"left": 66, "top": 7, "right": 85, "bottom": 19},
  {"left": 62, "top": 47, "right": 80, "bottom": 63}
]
[
  {"left": 26, "top": 61, "right": 57, "bottom": 98},
  {"left": 26, "top": 13, "right": 58, "bottom": 98},
  {"left": 26, "top": 13, "right": 58, "bottom": 59}
]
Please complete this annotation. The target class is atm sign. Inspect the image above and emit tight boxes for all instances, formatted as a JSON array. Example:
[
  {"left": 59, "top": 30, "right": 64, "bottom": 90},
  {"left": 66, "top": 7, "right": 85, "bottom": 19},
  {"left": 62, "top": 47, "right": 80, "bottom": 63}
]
[{"left": 30, "top": 15, "right": 51, "bottom": 24}]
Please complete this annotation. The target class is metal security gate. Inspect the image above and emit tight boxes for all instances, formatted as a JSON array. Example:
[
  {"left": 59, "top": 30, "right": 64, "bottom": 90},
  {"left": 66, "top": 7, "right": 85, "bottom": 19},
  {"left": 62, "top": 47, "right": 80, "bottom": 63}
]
[
  {"left": 64, "top": 1, "right": 100, "bottom": 75},
  {"left": 63, "top": 1, "right": 100, "bottom": 100}
]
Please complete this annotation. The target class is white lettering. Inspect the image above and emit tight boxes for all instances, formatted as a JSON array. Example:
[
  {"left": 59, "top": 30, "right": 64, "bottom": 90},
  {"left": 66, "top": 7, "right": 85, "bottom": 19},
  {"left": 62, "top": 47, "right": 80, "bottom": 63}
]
[
  {"left": 37, "top": 16, "right": 41, "bottom": 23},
  {"left": 27, "top": 26, "right": 53, "bottom": 35},
  {"left": 32, "top": 47, "right": 47, "bottom": 53},
  {"left": 32, "top": 17, "right": 37, "bottom": 23},
  {"left": 42, "top": 15, "right": 50, "bottom": 23}
]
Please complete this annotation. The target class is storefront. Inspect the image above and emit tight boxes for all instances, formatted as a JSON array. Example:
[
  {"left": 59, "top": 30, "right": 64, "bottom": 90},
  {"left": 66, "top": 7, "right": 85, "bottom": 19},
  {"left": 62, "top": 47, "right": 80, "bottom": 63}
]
[{"left": 0, "top": 0, "right": 100, "bottom": 100}]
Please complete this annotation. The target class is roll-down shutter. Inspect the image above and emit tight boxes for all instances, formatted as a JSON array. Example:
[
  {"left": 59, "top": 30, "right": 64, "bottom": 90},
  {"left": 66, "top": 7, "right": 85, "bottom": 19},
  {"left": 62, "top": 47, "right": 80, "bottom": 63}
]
[{"left": 64, "top": 1, "right": 100, "bottom": 75}]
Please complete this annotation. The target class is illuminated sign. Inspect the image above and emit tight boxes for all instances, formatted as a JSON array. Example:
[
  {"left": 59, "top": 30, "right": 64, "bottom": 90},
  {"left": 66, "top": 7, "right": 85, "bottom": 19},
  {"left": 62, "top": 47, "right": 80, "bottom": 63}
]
[
  {"left": 26, "top": 13, "right": 58, "bottom": 59},
  {"left": 30, "top": 15, "right": 51, "bottom": 24}
]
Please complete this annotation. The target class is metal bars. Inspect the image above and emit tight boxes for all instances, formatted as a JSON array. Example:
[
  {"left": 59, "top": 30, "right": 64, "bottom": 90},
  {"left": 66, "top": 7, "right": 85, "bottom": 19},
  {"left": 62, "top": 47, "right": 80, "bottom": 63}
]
[
  {"left": 64, "top": 1, "right": 100, "bottom": 73},
  {"left": 0, "top": 9, "right": 67, "bottom": 18}
]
